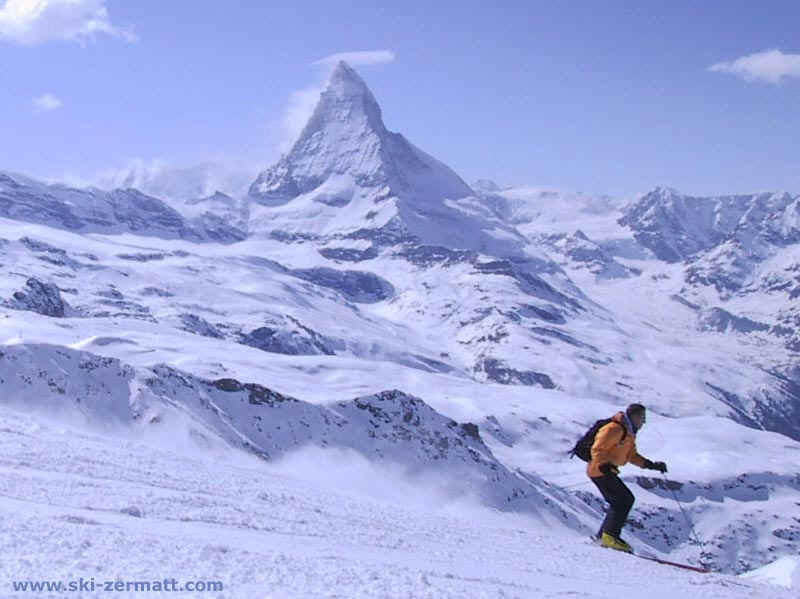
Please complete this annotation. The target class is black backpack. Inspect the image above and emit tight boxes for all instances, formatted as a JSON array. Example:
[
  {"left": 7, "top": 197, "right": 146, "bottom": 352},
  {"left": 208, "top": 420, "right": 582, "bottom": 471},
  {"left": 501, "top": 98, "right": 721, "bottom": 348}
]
[{"left": 568, "top": 418, "right": 627, "bottom": 462}]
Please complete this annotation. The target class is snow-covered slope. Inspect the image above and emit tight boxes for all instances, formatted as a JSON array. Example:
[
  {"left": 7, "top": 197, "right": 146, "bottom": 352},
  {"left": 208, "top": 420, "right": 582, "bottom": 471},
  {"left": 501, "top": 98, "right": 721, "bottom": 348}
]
[
  {"left": 1, "top": 403, "right": 792, "bottom": 598},
  {"left": 0, "top": 171, "right": 246, "bottom": 243}
]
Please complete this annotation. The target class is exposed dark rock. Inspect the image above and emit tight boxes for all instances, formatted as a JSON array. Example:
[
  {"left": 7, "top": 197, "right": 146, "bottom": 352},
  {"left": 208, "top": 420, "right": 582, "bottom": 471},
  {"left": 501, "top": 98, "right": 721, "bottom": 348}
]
[
  {"left": 239, "top": 320, "right": 336, "bottom": 356},
  {"left": 20, "top": 236, "right": 67, "bottom": 255},
  {"left": 478, "top": 358, "right": 556, "bottom": 388},
  {"left": 116, "top": 252, "right": 167, "bottom": 262},
  {"left": 461, "top": 422, "right": 480, "bottom": 440},
  {"left": 7, "top": 277, "right": 69, "bottom": 317},
  {"left": 20, "top": 236, "right": 100, "bottom": 271},
  {"left": 243, "top": 383, "right": 298, "bottom": 406},
  {"left": 318, "top": 246, "right": 379, "bottom": 262},
  {"left": 268, "top": 230, "right": 319, "bottom": 243},
  {"left": 517, "top": 304, "right": 567, "bottom": 324},
  {"left": 213, "top": 378, "right": 243, "bottom": 392},
  {"left": 191, "top": 212, "right": 247, "bottom": 243},
  {"left": 238, "top": 255, "right": 287, "bottom": 273},
  {"left": 120, "top": 506, "right": 143, "bottom": 518},
  {"left": 95, "top": 299, "right": 153, "bottom": 320},
  {"left": 686, "top": 269, "right": 743, "bottom": 294},
  {"left": 752, "top": 367, "right": 800, "bottom": 441},
  {"left": 669, "top": 294, "right": 701, "bottom": 311},
  {"left": 108, "top": 189, "right": 194, "bottom": 237},
  {"left": 388, "top": 353, "right": 454, "bottom": 374},
  {"left": 139, "top": 286, "right": 174, "bottom": 297},
  {"left": 344, "top": 219, "right": 413, "bottom": 247},
  {"left": 179, "top": 313, "right": 224, "bottom": 339},
  {"left": 697, "top": 308, "right": 770, "bottom": 334},
  {"left": 394, "top": 244, "right": 476, "bottom": 268},
  {"left": 530, "top": 327, "right": 598, "bottom": 351},
  {"left": 291, "top": 267, "right": 394, "bottom": 303},
  {"left": 0, "top": 185, "right": 85, "bottom": 230},
  {"left": 704, "top": 370, "right": 800, "bottom": 442},
  {"left": 95, "top": 287, "right": 123, "bottom": 300}
]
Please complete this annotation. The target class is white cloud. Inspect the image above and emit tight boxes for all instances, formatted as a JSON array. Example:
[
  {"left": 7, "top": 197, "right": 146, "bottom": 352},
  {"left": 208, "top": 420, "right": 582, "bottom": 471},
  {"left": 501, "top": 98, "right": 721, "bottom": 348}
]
[
  {"left": 33, "top": 92, "right": 62, "bottom": 111},
  {"left": 64, "top": 158, "right": 259, "bottom": 201},
  {"left": 0, "top": 0, "right": 135, "bottom": 45},
  {"left": 709, "top": 49, "right": 800, "bottom": 84},
  {"left": 278, "top": 84, "right": 325, "bottom": 153},
  {"left": 313, "top": 49, "right": 396, "bottom": 68}
]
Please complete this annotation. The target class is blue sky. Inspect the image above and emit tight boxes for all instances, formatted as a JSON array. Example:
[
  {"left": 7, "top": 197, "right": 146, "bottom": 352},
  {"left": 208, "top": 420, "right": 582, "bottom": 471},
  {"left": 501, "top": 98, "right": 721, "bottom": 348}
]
[{"left": 1, "top": 0, "right": 799, "bottom": 197}]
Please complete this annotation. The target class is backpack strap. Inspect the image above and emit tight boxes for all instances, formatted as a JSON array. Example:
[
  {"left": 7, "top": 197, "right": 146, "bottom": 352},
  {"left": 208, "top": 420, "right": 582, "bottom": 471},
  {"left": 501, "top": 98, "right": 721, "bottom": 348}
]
[{"left": 613, "top": 420, "right": 628, "bottom": 443}]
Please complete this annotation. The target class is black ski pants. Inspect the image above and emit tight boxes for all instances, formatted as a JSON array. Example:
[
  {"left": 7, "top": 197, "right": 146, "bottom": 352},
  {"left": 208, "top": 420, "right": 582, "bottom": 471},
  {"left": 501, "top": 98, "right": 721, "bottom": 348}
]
[{"left": 590, "top": 473, "right": 635, "bottom": 538}]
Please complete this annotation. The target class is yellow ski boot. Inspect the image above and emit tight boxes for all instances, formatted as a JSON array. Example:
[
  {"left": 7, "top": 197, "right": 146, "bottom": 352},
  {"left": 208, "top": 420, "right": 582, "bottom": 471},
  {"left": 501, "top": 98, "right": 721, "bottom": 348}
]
[{"left": 600, "top": 532, "right": 633, "bottom": 553}]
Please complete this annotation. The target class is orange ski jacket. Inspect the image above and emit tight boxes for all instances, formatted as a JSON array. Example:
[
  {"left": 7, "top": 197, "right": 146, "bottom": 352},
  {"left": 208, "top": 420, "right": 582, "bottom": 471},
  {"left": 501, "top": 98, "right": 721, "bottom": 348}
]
[{"left": 587, "top": 411, "right": 648, "bottom": 478}]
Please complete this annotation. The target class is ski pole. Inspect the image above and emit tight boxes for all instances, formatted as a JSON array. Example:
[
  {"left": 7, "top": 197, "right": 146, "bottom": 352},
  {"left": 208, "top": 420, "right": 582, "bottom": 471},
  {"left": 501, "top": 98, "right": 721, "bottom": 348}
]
[
  {"left": 560, "top": 480, "right": 594, "bottom": 489},
  {"left": 661, "top": 472, "right": 703, "bottom": 548}
]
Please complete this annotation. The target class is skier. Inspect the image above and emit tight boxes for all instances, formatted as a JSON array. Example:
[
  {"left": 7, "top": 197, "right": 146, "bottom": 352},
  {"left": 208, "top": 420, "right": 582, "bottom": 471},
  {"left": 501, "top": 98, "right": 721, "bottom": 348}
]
[{"left": 588, "top": 403, "right": 667, "bottom": 553}]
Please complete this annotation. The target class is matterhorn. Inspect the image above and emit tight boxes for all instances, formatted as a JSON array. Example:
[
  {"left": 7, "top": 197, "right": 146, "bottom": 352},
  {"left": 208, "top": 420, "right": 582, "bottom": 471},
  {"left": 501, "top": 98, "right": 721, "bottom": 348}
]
[{"left": 248, "top": 61, "right": 525, "bottom": 254}]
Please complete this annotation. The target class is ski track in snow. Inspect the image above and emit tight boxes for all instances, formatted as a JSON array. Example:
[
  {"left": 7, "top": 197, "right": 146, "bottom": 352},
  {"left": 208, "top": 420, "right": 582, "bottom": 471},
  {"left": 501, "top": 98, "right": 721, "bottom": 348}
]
[{"left": 0, "top": 406, "right": 789, "bottom": 599}]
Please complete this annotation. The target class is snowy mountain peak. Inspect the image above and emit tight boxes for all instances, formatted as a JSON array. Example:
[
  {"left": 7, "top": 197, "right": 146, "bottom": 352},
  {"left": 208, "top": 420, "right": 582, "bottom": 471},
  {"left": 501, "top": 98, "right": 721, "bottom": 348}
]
[
  {"left": 328, "top": 60, "right": 368, "bottom": 92},
  {"left": 650, "top": 185, "right": 680, "bottom": 196},
  {"left": 247, "top": 63, "right": 526, "bottom": 255},
  {"left": 247, "top": 60, "right": 393, "bottom": 207},
  {"left": 318, "top": 60, "right": 386, "bottom": 131},
  {"left": 288, "top": 60, "right": 389, "bottom": 158},
  {"left": 621, "top": 186, "right": 800, "bottom": 265},
  {"left": 249, "top": 60, "right": 475, "bottom": 209}
]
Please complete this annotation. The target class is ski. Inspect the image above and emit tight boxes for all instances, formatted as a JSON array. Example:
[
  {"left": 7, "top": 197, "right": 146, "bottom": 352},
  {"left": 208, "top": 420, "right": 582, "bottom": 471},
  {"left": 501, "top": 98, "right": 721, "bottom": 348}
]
[
  {"left": 632, "top": 552, "right": 711, "bottom": 574},
  {"left": 591, "top": 537, "right": 712, "bottom": 573}
]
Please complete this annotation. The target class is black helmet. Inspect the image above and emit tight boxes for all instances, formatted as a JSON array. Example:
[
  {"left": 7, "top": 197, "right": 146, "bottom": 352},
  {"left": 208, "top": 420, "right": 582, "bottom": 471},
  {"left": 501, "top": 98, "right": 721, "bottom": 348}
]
[
  {"left": 626, "top": 403, "right": 646, "bottom": 430},
  {"left": 626, "top": 403, "right": 646, "bottom": 418}
]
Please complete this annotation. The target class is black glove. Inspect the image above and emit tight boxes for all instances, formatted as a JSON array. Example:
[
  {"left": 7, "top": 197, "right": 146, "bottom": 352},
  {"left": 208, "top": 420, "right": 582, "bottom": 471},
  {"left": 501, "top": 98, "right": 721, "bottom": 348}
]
[
  {"left": 599, "top": 463, "right": 619, "bottom": 476},
  {"left": 644, "top": 459, "right": 668, "bottom": 473}
]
